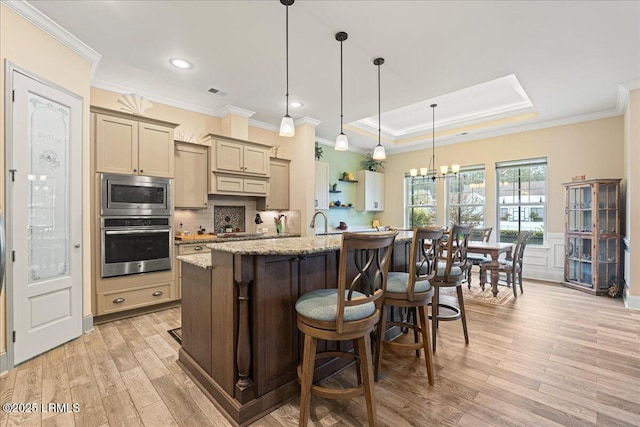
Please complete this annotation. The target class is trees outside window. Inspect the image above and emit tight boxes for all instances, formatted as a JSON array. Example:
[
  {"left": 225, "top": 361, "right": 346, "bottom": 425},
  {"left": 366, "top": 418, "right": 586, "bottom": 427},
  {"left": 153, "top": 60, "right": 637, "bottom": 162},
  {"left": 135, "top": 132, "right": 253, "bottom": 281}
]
[
  {"left": 446, "top": 167, "right": 485, "bottom": 226},
  {"left": 405, "top": 176, "right": 437, "bottom": 227},
  {"left": 496, "top": 158, "right": 547, "bottom": 245}
]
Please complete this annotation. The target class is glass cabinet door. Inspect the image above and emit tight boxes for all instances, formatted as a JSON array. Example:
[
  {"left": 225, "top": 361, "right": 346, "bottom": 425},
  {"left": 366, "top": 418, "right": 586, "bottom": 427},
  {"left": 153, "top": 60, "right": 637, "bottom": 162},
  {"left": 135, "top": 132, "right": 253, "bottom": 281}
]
[{"left": 597, "top": 237, "right": 618, "bottom": 290}]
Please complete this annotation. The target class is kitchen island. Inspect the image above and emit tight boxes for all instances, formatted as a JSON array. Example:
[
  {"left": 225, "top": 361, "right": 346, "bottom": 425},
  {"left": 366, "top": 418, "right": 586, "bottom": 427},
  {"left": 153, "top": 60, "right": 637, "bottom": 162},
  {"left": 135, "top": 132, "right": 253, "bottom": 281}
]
[{"left": 178, "top": 232, "right": 413, "bottom": 426}]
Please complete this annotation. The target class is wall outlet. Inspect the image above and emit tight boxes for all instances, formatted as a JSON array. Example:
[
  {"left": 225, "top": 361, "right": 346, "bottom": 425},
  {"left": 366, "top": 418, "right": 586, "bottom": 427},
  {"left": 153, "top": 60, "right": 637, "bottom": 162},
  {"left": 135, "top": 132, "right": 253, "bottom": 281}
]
[{"left": 262, "top": 227, "right": 268, "bottom": 233}]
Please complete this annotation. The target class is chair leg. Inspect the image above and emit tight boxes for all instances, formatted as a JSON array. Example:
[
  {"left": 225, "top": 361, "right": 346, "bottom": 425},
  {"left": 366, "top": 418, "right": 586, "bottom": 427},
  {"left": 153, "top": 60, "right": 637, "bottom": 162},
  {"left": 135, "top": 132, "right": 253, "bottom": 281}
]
[
  {"left": 357, "top": 333, "right": 378, "bottom": 427},
  {"left": 417, "top": 305, "right": 434, "bottom": 385},
  {"left": 511, "top": 270, "right": 518, "bottom": 298},
  {"left": 431, "top": 289, "right": 439, "bottom": 352},
  {"left": 519, "top": 270, "right": 524, "bottom": 294},
  {"left": 410, "top": 307, "right": 420, "bottom": 357},
  {"left": 374, "top": 303, "right": 387, "bottom": 381},
  {"left": 456, "top": 286, "right": 469, "bottom": 345},
  {"left": 479, "top": 266, "right": 486, "bottom": 291},
  {"left": 299, "top": 334, "right": 317, "bottom": 427},
  {"left": 466, "top": 265, "right": 472, "bottom": 289}
]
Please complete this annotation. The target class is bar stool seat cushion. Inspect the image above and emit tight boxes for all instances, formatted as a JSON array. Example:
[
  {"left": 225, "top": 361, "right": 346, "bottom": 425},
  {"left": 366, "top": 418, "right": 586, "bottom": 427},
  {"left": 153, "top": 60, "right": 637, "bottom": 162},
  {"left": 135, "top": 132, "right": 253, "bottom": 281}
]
[
  {"left": 435, "top": 261, "right": 463, "bottom": 278},
  {"left": 296, "top": 289, "right": 375, "bottom": 322},
  {"left": 386, "top": 272, "right": 432, "bottom": 294}
]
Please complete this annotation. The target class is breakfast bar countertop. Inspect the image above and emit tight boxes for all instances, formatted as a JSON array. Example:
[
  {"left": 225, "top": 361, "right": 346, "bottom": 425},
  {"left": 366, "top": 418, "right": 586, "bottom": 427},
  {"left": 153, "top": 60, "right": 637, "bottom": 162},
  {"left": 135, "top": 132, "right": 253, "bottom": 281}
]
[
  {"left": 206, "top": 230, "right": 413, "bottom": 256},
  {"left": 175, "top": 232, "right": 300, "bottom": 245},
  {"left": 177, "top": 253, "right": 212, "bottom": 269}
]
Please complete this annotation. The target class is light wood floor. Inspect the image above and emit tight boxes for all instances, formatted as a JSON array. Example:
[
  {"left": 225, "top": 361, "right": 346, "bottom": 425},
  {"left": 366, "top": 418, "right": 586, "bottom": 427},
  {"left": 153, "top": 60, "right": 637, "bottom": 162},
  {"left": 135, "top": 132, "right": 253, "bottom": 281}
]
[{"left": 1, "top": 280, "right": 639, "bottom": 427}]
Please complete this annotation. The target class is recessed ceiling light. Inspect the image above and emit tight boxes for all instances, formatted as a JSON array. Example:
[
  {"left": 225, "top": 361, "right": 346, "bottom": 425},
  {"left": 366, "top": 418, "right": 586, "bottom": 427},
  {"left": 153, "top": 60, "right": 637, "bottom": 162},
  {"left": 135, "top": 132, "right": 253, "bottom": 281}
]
[
  {"left": 289, "top": 101, "right": 303, "bottom": 108},
  {"left": 170, "top": 58, "right": 193, "bottom": 69}
]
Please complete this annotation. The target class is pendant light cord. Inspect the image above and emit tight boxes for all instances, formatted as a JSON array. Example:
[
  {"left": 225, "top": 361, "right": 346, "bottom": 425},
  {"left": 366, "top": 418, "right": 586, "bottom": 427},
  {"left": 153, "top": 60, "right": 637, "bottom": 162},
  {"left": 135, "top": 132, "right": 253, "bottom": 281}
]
[
  {"left": 377, "top": 62, "right": 381, "bottom": 145},
  {"left": 285, "top": 3, "right": 289, "bottom": 116},
  {"left": 340, "top": 39, "right": 344, "bottom": 133}
]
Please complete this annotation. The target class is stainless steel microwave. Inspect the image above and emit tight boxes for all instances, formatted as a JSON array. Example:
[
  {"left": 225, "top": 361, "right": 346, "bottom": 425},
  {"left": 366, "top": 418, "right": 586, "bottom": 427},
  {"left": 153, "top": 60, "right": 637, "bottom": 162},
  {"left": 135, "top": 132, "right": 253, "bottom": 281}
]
[{"left": 101, "top": 173, "right": 171, "bottom": 216}]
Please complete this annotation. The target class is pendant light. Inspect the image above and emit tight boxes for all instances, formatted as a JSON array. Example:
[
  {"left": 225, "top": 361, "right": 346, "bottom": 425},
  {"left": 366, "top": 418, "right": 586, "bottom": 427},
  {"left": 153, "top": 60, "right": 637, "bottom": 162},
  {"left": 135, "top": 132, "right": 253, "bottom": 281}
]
[
  {"left": 334, "top": 31, "right": 349, "bottom": 151},
  {"left": 279, "top": 0, "right": 295, "bottom": 137},
  {"left": 372, "top": 57, "right": 386, "bottom": 160}
]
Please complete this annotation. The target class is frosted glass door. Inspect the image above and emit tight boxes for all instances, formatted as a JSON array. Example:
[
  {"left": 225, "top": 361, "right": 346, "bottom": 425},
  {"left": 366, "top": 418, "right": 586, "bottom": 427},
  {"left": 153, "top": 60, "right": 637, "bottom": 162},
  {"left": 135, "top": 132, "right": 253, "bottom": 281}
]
[{"left": 27, "top": 92, "right": 70, "bottom": 283}]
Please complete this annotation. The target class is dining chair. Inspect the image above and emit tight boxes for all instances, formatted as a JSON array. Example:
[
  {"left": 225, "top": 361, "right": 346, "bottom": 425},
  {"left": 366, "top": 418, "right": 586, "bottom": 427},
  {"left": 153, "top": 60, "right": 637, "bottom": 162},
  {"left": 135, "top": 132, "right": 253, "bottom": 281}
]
[
  {"left": 374, "top": 226, "right": 444, "bottom": 384},
  {"left": 479, "top": 230, "right": 533, "bottom": 298},
  {"left": 464, "top": 227, "right": 492, "bottom": 288},
  {"left": 295, "top": 231, "right": 397, "bottom": 427},
  {"left": 430, "top": 224, "right": 472, "bottom": 351}
]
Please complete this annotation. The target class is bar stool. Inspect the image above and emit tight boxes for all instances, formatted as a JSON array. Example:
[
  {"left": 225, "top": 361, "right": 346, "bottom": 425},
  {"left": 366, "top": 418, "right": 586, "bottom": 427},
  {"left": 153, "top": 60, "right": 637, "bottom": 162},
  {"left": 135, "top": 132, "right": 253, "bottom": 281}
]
[
  {"left": 374, "top": 226, "right": 444, "bottom": 384},
  {"left": 430, "top": 224, "right": 472, "bottom": 351},
  {"left": 295, "top": 231, "right": 398, "bottom": 427}
]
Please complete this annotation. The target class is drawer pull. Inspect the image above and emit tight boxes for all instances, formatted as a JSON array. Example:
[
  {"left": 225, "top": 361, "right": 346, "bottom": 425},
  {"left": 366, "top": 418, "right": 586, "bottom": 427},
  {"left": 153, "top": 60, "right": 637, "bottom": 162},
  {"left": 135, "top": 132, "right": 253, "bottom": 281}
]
[
  {"left": 152, "top": 291, "right": 164, "bottom": 297},
  {"left": 194, "top": 246, "right": 203, "bottom": 251},
  {"left": 113, "top": 297, "right": 125, "bottom": 304}
]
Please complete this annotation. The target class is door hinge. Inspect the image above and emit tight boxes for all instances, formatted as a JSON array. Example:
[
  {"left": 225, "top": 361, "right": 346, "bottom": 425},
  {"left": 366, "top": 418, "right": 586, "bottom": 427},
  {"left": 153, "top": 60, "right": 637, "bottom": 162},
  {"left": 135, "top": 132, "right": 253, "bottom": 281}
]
[
  {"left": 9, "top": 169, "right": 17, "bottom": 182},
  {"left": 12, "top": 331, "right": 16, "bottom": 343},
  {"left": 12, "top": 251, "right": 15, "bottom": 262},
  {"left": 12, "top": 90, "right": 15, "bottom": 102}
]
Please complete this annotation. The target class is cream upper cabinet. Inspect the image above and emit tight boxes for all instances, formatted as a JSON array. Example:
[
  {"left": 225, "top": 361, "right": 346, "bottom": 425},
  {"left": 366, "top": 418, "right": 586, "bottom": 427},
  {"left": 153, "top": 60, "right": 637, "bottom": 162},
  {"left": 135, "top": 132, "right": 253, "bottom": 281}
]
[
  {"left": 93, "top": 107, "right": 178, "bottom": 178},
  {"left": 95, "top": 114, "right": 138, "bottom": 175},
  {"left": 138, "top": 122, "right": 175, "bottom": 178},
  {"left": 175, "top": 142, "right": 208, "bottom": 209},
  {"left": 257, "top": 158, "right": 290, "bottom": 211},
  {"left": 213, "top": 139, "right": 269, "bottom": 176},
  {"left": 205, "top": 134, "right": 271, "bottom": 196},
  {"left": 314, "top": 161, "right": 330, "bottom": 210},
  {"left": 356, "top": 170, "right": 385, "bottom": 211}
]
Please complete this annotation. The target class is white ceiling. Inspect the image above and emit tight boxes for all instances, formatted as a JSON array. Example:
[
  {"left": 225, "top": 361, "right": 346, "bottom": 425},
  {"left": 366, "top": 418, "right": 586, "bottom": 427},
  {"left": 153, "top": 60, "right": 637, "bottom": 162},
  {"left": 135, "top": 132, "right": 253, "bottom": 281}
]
[{"left": 25, "top": 0, "right": 640, "bottom": 153}]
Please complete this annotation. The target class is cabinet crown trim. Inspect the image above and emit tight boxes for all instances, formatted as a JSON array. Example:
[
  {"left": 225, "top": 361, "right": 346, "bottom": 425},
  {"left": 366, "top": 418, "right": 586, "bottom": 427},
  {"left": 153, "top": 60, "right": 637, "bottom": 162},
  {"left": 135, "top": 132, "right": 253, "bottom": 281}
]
[
  {"left": 204, "top": 133, "right": 272, "bottom": 149},
  {"left": 91, "top": 106, "right": 179, "bottom": 128}
]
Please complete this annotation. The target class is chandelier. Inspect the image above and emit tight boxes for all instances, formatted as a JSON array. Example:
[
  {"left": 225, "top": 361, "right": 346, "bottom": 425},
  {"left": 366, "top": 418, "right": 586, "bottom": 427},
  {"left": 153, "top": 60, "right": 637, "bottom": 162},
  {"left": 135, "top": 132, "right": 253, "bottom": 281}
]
[{"left": 409, "top": 104, "right": 459, "bottom": 181}]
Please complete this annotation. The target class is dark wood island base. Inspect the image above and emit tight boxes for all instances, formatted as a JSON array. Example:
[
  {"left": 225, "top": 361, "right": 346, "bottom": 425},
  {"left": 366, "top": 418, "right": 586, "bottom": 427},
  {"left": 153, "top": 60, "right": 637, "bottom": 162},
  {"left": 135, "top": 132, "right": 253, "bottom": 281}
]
[{"left": 178, "top": 234, "right": 412, "bottom": 426}]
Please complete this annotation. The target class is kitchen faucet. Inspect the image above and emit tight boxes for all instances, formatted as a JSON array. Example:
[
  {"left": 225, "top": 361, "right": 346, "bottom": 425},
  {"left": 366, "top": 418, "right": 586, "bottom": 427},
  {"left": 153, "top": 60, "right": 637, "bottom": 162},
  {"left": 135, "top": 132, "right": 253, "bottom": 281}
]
[{"left": 310, "top": 211, "right": 328, "bottom": 235}]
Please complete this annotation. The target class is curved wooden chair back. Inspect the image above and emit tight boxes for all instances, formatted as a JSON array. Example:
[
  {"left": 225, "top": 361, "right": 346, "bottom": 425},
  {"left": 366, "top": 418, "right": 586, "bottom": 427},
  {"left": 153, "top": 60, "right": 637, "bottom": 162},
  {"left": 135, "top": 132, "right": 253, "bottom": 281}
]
[
  {"left": 439, "top": 225, "right": 472, "bottom": 281},
  {"left": 337, "top": 231, "right": 398, "bottom": 333},
  {"left": 512, "top": 230, "right": 533, "bottom": 273},
  {"left": 470, "top": 227, "right": 492, "bottom": 242},
  {"left": 407, "top": 227, "right": 444, "bottom": 301}
]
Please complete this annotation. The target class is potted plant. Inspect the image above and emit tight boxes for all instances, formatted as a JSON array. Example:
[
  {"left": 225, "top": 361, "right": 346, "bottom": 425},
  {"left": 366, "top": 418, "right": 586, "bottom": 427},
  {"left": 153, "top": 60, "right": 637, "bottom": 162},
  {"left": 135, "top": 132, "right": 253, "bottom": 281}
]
[
  {"left": 315, "top": 141, "right": 323, "bottom": 161},
  {"left": 361, "top": 153, "right": 384, "bottom": 172}
]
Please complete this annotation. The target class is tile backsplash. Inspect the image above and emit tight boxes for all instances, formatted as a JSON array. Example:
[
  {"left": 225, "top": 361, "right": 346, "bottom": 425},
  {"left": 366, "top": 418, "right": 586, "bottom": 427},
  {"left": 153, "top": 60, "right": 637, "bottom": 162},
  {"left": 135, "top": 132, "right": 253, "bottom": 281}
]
[
  {"left": 175, "top": 195, "right": 301, "bottom": 235},
  {"left": 214, "top": 206, "right": 245, "bottom": 232}
]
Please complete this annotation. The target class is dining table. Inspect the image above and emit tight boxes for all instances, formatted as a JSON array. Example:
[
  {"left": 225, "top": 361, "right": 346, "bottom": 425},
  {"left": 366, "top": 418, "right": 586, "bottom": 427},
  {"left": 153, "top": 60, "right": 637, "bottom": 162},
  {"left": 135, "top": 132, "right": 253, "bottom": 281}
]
[{"left": 467, "top": 241, "right": 515, "bottom": 297}]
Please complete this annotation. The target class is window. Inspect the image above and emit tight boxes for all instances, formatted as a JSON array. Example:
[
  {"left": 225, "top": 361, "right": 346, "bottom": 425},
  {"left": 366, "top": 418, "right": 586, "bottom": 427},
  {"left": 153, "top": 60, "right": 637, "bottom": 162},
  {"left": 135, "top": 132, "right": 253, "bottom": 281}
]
[
  {"left": 446, "top": 166, "right": 485, "bottom": 226},
  {"left": 496, "top": 158, "right": 547, "bottom": 245},
  {"left": 405, "top": 175, "right": 437, "bottom": 227}
]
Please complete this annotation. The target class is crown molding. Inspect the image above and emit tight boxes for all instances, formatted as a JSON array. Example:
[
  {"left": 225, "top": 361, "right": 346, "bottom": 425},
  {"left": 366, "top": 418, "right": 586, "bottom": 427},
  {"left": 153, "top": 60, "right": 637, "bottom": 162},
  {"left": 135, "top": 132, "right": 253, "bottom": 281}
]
[
  {"left": 384, "top": 108, "right": 623, "bottom": 155},
  {"left": 2, "top": 0, "right": 102, "bottom": 77},
  {"left": 248, "top": 119, "right": 279, "bottom": 132},
  {"left": 91, "top": 79, "right": 222, "bottom": 117},
  {"left": 616, "top": 79, "right": 640, "bottom": 114},
  {"left": 347, "top": 121, "right": 397, "bottom": 142},
  {"left": 294, "top": 117, "right": 321, "bottom": 128},
  {"left": 219, "top": 104, "right": 255, "bottom": 118}
]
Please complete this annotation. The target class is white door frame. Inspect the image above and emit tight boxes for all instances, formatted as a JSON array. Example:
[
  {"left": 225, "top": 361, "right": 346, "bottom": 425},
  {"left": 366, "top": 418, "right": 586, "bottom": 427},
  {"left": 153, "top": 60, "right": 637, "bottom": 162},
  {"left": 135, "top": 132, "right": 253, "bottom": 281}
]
[{"left": 4, "top": 61, "right": 84, "bottom": 369}]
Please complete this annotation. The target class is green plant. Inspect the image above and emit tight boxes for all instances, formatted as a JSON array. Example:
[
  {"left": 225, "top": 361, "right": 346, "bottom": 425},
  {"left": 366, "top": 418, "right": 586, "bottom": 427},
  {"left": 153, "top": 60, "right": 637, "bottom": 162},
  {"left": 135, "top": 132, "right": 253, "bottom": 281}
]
[
  {"left": 315, "top": 141, "right": 323, "bottom": 161},
  {"left": 361, "top": 153, "right": 384, "bottom": 171}
]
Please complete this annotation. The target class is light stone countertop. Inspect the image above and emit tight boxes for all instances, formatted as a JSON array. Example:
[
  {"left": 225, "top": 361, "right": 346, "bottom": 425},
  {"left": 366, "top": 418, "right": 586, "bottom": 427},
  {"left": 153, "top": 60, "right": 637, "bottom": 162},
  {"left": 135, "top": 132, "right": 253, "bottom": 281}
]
[
  {"left": 177, "top": 253, "right": 212, "bottom": 269},
  {"left": 175, "top": 232, "right": 300, "bottom": 245},
  {"left": 206, "top": 230, "right": 414, "bottom": 256}
]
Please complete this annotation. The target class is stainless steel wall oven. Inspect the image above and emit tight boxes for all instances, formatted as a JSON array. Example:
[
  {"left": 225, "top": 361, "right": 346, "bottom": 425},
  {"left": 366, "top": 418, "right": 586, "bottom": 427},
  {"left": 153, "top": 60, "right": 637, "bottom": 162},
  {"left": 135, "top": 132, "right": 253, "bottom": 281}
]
[{"left": 101, "top": 217, "right": 172, "bottom": 278}]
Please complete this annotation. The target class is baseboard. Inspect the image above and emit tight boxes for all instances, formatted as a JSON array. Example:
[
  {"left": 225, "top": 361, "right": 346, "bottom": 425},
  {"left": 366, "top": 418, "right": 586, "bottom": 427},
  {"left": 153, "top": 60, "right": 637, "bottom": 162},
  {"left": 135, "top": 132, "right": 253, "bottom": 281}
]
[
  {"left": 0, "top": 352, "right": 7, "bottom": 375},
  {"left": 623, "top": 282, "right": 640, "bottom": 310},
  {"left": 83, "top": 314, "right": 94, "bottom": 333}
]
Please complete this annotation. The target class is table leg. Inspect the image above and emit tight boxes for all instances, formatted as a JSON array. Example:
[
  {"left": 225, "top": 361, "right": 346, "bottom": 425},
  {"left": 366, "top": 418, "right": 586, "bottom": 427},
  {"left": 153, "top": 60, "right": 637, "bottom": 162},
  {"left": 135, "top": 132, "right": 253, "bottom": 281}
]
[{"left": 491, "top": 256, "right": 499, "bottom": 297}]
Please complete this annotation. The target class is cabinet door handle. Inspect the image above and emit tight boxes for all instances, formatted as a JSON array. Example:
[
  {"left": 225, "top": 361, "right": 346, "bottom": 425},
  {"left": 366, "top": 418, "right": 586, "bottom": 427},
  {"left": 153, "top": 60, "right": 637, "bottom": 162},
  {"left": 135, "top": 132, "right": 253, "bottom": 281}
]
[
  {"left": 133, "top": 169, "right": 137, "bottom": 173},
  {"left": 113, "top": 297, "right": 125, "bottom": 304},
  {"left": 140, "top": 170, "right": 144, "bottom": 173},
  {"left": 194, "top": 246, "right": 203, "bottom": 251},
  {"left": 152, "top": 291, "right": 164, "bottom": 297}
]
